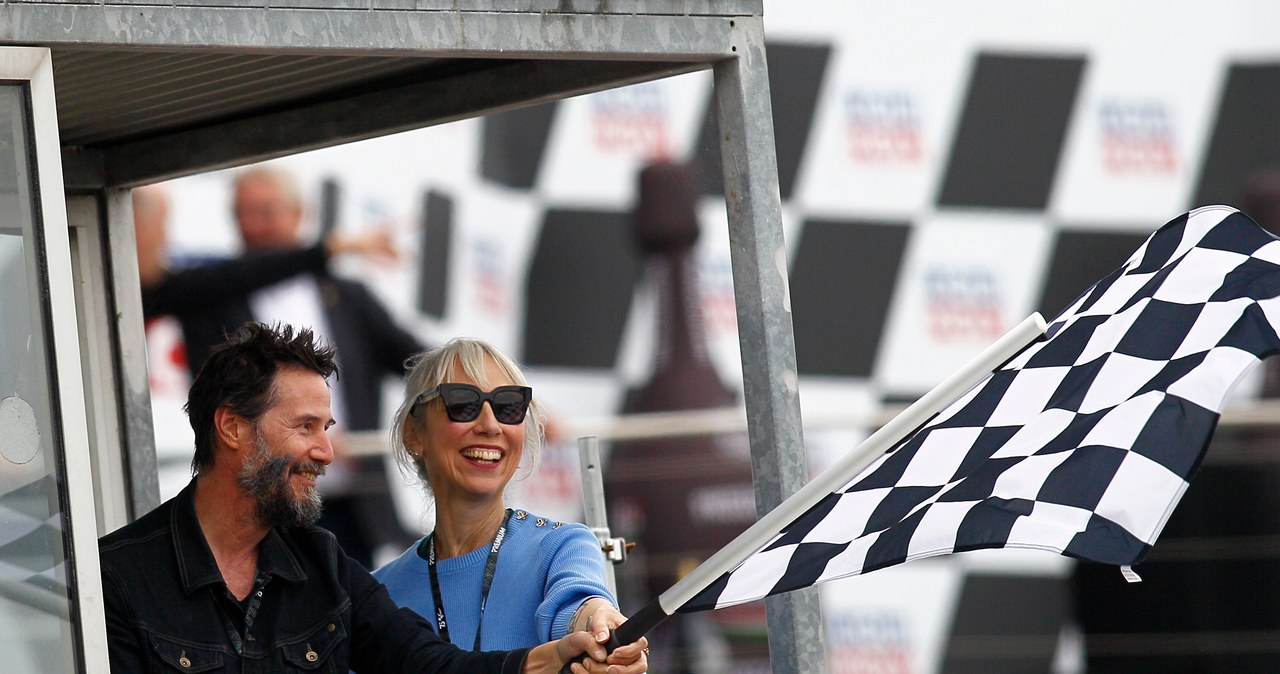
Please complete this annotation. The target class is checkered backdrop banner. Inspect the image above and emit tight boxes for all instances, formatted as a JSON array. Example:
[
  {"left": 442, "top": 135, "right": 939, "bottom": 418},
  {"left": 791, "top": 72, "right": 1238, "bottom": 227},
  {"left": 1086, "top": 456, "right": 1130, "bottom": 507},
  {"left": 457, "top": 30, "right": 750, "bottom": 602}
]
[{"left": 159, "top": 3, "right": 1280, "bottom": 433}]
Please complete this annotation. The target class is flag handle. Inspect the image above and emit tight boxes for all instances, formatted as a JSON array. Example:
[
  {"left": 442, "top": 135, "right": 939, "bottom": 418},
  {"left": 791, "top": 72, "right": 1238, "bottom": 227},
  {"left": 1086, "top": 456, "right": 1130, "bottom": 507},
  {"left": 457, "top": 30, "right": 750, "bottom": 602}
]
[
  {"left": 611, "top": 599, "right": 665, "bottom": 648},
  {"left": 558, "top": 601, "right": 663, "bottom": 674},
  {"left": 560, "top": 313, "right": 1047, "bottom": 668}
]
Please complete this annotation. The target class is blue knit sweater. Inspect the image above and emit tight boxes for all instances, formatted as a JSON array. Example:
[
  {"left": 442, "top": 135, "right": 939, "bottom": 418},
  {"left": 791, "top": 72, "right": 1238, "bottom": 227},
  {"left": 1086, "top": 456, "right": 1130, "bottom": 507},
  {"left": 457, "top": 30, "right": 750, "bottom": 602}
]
[{"left": 374, "top": 510, "right": 615, "bottom": 650}]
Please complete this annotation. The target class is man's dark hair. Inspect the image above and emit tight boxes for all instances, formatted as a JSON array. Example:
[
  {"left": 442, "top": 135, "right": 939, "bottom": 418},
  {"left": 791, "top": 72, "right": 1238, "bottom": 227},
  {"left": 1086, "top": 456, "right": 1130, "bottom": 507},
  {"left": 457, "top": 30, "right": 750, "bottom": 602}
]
[{"left": 186, "top": 322, "right": 338, "bottom": 474}]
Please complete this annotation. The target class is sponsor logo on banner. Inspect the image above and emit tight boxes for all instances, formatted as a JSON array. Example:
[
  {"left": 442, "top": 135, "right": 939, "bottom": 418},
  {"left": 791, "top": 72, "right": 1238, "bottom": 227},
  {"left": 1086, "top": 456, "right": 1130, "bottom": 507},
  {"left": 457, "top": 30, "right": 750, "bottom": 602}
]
[
  {"left": 471, "top": 238, "right": 509, "bottom": 315},
  {"left": 1098, "top": 99, "right": 1178, "bottom": 175},
  {"left": 827, "top": 611, "right": 915, "bottom": 674},
  {"left": 844, "top": 91, "right": 923, "bottom": 165},
  {"left": 924, "top": 266, "right": 1002, "bottom": 342},
  {"left": 590, "top": 83, "right": 670, "bottom": 159}
]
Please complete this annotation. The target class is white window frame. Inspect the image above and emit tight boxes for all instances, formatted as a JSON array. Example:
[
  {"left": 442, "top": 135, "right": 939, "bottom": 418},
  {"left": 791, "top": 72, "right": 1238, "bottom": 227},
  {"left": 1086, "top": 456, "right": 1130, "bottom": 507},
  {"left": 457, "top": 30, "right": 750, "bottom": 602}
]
[{"left": 1, "top": 46, "right": 110, "bottom": 672}]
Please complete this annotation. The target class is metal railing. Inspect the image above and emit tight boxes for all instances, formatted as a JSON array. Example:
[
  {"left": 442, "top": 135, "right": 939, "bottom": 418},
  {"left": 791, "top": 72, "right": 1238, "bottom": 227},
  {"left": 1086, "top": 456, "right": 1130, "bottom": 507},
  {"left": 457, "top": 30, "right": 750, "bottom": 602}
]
[{"left": 342, "top": 398, "right": 1280, "bottom": 455}]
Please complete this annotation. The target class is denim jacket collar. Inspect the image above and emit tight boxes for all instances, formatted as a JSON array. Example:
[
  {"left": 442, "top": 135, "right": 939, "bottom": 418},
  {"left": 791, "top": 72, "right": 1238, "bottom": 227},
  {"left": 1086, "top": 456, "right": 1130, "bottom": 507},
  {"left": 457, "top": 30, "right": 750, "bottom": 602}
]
[{"left": 170, "top": 480, "right": 308, "bottom": 596}]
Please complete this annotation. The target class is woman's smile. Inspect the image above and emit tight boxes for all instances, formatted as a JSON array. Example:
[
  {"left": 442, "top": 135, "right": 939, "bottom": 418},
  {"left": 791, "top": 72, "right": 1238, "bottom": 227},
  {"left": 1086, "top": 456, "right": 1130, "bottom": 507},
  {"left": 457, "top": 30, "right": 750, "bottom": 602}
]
[{"left": 460, "top": 446, "right": 504, "bottom": 464}]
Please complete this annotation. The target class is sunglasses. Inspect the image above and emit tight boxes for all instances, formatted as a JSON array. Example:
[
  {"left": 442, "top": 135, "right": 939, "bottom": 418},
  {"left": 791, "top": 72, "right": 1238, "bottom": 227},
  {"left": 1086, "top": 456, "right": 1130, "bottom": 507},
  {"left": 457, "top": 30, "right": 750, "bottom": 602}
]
[{"left": 416, "top": 383, "right": 533, "bottom": 425}]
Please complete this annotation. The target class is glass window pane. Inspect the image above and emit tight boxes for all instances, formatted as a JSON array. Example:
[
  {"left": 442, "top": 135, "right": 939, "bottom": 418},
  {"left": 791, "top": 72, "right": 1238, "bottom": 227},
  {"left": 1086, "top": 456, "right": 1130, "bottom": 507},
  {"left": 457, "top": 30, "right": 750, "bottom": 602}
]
[{"left": 0, "top": 83, "right": 77, "bottom": 673}]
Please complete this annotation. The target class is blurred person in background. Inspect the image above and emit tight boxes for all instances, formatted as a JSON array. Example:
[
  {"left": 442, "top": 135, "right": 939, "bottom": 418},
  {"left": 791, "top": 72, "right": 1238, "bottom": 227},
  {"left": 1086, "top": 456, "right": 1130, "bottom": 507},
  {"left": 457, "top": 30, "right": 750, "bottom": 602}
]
[
  {"left": 133, "top": 182, "right": 194, "bottom": 401},
  {"left": 133, "top": 182, "right": 171, "bottom": 291},
  {"left": 373, "top": 338, "right": 647, "bottom": 670},
  {"left": 133, "top": 166, "right": 424, "bottom": 568}
]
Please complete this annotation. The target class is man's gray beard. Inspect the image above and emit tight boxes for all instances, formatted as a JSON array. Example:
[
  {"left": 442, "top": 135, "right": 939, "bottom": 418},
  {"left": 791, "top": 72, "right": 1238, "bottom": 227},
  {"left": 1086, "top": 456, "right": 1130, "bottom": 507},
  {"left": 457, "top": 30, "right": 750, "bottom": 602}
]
[{"left": 236, "top": 432, "right": 323, "bottom": 528}]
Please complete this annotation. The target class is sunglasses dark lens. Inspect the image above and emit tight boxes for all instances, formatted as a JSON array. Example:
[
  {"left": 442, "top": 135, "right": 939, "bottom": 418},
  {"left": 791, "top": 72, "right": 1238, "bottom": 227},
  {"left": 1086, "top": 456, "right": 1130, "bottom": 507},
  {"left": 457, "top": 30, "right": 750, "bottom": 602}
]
[
  {"left": 443, "top": 389, "right": 483, "bottom": 422},
  {"left": 491, "top": 390, "right": 529, "bottom": 424}
]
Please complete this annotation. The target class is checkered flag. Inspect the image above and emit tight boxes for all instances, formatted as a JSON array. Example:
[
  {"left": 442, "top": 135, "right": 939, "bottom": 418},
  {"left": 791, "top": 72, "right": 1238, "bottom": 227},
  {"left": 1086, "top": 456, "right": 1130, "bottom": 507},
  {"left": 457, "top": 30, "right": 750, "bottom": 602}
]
[{"left": 611, "top": 205, "right": 1280, "bottom": 644}]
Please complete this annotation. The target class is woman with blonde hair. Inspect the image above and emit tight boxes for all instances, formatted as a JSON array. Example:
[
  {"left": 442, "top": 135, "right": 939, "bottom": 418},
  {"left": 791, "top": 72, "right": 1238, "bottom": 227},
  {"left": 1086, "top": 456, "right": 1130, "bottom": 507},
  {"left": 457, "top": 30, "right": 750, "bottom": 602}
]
[{"left": 374, "top": 338, "right": 647, "bottom": 672}]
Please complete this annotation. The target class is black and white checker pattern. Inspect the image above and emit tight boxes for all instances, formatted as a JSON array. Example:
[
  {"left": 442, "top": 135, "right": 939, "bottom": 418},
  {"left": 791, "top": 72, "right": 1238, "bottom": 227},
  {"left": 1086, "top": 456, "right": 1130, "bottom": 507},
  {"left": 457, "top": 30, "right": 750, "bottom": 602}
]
[
  {"left": 164, "top": 20, "right": 1280, "bottom": 427},
  {"left": 676, "top": 206, "right": 1280, "bottom": 613},
  {"left": 453, "top": 37, "right": 1280, "bottom": 406}
]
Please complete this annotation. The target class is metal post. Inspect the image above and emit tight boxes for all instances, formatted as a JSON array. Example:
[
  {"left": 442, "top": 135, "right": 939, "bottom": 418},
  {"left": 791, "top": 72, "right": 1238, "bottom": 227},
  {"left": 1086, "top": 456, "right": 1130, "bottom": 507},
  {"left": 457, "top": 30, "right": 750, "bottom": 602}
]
[
  {"left": 713, "top": 17, "right": 827, "bottom": 674},
  {"left": 578, "top": 435, "right": 627, "bottom": 597}
]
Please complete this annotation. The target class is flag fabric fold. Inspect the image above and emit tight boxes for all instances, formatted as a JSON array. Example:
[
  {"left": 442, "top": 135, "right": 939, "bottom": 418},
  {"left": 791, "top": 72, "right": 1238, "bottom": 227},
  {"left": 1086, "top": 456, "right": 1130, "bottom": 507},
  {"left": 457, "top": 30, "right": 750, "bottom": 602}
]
[{"left": 680, "top": 205, "right": 1280, "bottom": 614}]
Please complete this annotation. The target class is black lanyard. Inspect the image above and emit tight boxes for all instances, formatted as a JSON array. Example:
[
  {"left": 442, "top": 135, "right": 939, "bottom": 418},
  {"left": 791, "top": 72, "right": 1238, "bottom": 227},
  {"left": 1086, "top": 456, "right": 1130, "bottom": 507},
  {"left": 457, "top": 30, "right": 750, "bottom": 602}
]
[{"left": 426, "top": 508, "right": 514, "bottom": 651}]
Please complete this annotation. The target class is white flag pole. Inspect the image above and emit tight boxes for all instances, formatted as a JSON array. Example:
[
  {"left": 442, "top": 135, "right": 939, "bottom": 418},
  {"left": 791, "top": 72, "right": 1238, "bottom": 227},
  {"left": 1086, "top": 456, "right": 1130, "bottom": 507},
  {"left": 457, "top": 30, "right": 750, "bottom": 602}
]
[{"left": 613, "top": 312, "right": 1048, "bottom": 645}]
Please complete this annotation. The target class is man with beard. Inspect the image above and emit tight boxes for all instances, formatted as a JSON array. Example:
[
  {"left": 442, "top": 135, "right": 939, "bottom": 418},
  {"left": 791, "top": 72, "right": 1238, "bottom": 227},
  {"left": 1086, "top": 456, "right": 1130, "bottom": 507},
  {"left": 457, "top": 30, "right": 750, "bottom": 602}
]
[{"left": 98, "top": 322, "right": 646, "bottom": 673}]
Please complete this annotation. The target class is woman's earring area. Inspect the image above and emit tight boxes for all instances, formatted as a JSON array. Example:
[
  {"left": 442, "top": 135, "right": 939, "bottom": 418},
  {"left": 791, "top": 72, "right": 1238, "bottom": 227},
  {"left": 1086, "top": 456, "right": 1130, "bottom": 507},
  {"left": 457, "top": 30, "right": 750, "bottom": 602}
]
[{"left": 403, "top": 432, "right": 422, "bottom": 460}]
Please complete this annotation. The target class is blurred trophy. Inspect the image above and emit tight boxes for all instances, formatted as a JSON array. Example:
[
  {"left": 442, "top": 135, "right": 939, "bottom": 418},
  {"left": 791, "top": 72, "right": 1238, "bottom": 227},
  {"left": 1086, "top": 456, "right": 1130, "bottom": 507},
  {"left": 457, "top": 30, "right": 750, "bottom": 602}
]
[{"left": 605, "top": 162, "right": 764, "bottom": 673}]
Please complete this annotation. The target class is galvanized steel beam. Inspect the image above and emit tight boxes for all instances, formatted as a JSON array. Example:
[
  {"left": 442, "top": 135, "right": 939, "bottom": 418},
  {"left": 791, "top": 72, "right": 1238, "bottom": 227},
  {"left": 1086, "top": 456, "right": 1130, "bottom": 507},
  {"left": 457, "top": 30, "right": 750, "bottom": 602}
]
[
  {"left": 0, "top": 4, "right": 742, "bottom": 60},
  {"left": 714, "top": 16, "right": 828, "bottom": 674}
]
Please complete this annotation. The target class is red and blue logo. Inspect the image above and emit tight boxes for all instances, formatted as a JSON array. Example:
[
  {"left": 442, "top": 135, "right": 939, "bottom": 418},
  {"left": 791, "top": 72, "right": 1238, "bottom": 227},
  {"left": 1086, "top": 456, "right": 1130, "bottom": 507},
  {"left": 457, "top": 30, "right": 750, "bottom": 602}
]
[
  {"left": 844, "top": 90, "right": 923, "bottom": 166},
  {"left": 826, "top": 611, "right": 914, "bottom": 674},
  {"left": 924, "top": 266, "right": 1002, "bottom": 342},
  {"left": 590, "top": 83, "right": 670, "bottom": 159},
  {"left": 1098, "top": 99, "right": 1178, "bottom": 176}
]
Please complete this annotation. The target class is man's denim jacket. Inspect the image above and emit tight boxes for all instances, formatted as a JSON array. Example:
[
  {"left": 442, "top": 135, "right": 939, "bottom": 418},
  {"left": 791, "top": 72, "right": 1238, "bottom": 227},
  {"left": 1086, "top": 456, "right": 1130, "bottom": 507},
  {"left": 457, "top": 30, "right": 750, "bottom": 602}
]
[{"left": 98, "top": 481, "right": 527, "bottom": 673}]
